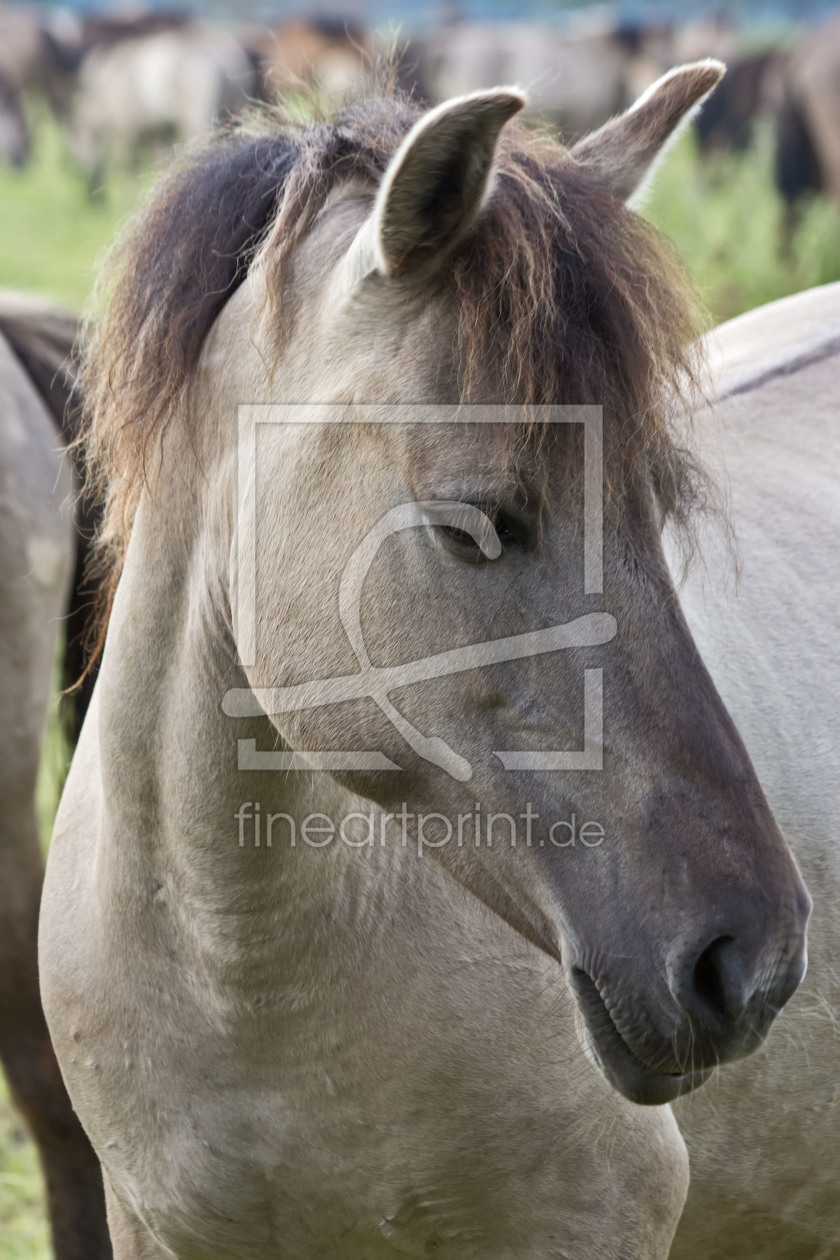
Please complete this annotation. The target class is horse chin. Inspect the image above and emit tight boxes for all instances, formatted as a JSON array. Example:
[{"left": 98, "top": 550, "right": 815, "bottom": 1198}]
[{"left": 570, "top": 968, "right": 714, "bottom": 1107}]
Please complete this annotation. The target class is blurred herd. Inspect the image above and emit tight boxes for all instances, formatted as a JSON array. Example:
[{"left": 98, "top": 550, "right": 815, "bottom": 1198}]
[{"left": 2, "top": 4, "right": 840, "bottom": 208}]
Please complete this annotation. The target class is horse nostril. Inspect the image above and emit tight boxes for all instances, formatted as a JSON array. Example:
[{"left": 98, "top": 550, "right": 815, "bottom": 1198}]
[
  {"left": 668, "top": 910, "right": 808, "bottom": 1067},
  {"left": 690, "top": 935, "right": 741, "bottom": 1025}
]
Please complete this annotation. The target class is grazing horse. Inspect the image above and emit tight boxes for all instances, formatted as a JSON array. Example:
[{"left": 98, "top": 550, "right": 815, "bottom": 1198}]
[
  {"left": 0, "top": 293, "right": 110, "bottom": 1257},
  {"left": 41, "top": 66, "right": 811, "bottom": 1258}
]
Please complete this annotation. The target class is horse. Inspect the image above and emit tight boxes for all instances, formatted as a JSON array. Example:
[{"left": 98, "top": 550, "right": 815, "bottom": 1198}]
[
  {"left": 774, "top": 11, "right": 840, "bottom": 205},
  {"left": 693, "top": 51, "right": 781, "bottom": 153},
  {"left": 0, "top": 295, "right": 99, "bottom": 737},
  {"left": 71, "top": 23, "right": 254, "bottom": 189},
  {"left": 76, "top": 11, "right": 191, "bottom": 52},
  {"left": 40, "top": 65, "right": 812, "bottom": 1258},
  {"left": 669, "top": 281, "right": 840, "bottom": 1257},
  {"left": 0, "top": 66, "right": 28, "bottom": 166},
  {"left": 240, "top": 17, "right": 373, "bottom": 111},
  {"left": 0, "top": 6, "right": 79, "bottom": 160},
  {"left": 415, "top": 21, "right": 633, "bottom": 135},
  {"left": 0, "top": 5, "right": 52, "bottom": 166},
  {"left": 0, "top": 292, "right": 110, "bottom": 1257}
]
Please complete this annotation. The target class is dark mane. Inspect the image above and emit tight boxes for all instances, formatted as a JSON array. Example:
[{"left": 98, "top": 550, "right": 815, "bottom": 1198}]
[
  {"left": 83, "top": 125, "right": 301, "bottom": 597},
  {"left": 83, "top": 89, "right": 709, "bottom": 651}
]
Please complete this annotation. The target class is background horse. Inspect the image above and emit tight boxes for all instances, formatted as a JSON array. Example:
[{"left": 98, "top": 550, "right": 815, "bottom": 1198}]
[
  {"left": 0, "top": 5, "right": 77, "bottom": 165},
  {"left": 0, "top": 292, "right": 109, "bottom": 1256},
  {"left": 669, "top": 281, "right": 840, "bottom": 1257},
  {"left": 71, "top": 23, "right": 254, "bottom": 190},
  {"left": 0, "top": 68, "right": 28, "bottom": 166},
  {"left": 413, "top": 20, "right": 632, "bottom": 135},
  {"left": 240, "top": 17, "right": 373, "bottom": 110},
  {"left": 774, "top": 11, "right": 840, "bottom": 206}
]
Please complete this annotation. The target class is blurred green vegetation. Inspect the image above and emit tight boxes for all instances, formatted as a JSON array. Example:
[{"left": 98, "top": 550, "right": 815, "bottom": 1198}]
[
  {"left": 2, "top": 102, "right": 840, "bottom": 1260},
  {"left": 2, "top": 107, "right": 840, "bottom": 323},
  {"left": 0, "top": 1075, "right": 49, "bottom": 1260},
  {"left": 0, "top": 700, "right": 69, "bottom": 1260},
  {"left": 644, "top": 123, "right": 840, "bottom": 324},
  {"left": 0, "top": 106, "right": 144, "bottom": 309}
]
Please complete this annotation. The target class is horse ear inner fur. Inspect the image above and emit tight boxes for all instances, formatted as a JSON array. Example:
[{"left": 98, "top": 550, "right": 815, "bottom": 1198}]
[
  {"left": 569, "top": 59, "right": 726, "bottom": 205},
  {"left": 348, "top": 88, "right": 526, "bottom": 282}
]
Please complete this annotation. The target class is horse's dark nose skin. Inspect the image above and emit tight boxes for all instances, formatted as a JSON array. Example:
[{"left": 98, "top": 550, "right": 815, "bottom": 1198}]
[{"left": 668, "top": 905, "right": 810, "bottom": 1063}]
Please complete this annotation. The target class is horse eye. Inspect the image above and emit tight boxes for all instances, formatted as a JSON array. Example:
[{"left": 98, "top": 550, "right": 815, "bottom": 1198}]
[
  {"left": 488, "top": 510, "right": 527, "bottom": 547},
  {"left": 438, "top": 510, "right": 527, "bottom": 558},
  {"left": 440, "top": 525, "right": 480, "bottom": 549}
]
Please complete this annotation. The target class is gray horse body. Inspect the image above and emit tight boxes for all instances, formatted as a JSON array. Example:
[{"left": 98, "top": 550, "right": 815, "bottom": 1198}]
[
  {"left": 0, "top": 293, "right": 110, "bottom": 1257},
  {"left": 39, "top": 77, "right": 823, "bottom": 1259},
  {"left": 47, "top": 687, "right": 688, "bottom": 1258},
  {"left": 40, "top": 275, "right": 688, "bottom": 1257},
  {"left": 72, "top": 24, "right": 253, "bottom": 183},
  {"left": 671, "top": 283, "right": 840, "bottom": 1258},
  {"left": 417, "top": 22, "right": 631, "bottom": 135}
]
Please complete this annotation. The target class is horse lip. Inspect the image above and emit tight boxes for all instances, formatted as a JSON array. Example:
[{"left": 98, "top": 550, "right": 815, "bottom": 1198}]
[{"left": 570, "top": 966, "right": 713, "bottom": 1106}]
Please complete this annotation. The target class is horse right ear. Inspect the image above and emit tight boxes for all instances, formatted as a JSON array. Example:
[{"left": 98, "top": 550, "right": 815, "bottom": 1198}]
[
  {"left": 569, "top": 60, "right": 725, "bottom": 205},
  {"left": 347, "top": 89, "right": 525, "bottom": 282}
]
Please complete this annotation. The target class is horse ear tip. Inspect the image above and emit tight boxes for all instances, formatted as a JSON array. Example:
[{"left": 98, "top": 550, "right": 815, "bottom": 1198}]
[
  {"left": 683, "top": 58, "right": 727, "bottom": 93},
  {"left": 634, "top": 58, "right": 725, "bottom": 115},
  {"left": 495, "top": 86, "right": 528, "bottom": 116},
  {"left": 459, "top": 86, "right": 526, "bottom": 119},
  {"left": 699, "top": 57, "right": 727, "bottom": 82}
]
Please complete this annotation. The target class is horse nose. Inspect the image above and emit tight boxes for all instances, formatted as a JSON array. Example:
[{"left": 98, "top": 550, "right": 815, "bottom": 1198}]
[
  {"left": 668, "top": 913, "right": 809, "bottom": 1060},
  {"left": 682, "top": 935, "right": 754, "bottom": 1027}
]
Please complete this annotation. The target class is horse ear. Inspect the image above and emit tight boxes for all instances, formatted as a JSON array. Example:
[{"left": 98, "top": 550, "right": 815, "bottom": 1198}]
[
  {"left": 351, "top": 89, "right": 525, "bottom": 280},
  {"left": 569, "top": 60, "right": 725, "bottom": 205}
]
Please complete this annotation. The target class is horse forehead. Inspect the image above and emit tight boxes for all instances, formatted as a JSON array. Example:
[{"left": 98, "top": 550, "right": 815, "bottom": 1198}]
[
  {"left": 394, "top": 422, "right": 546, "bottom": 484},
  {"left": 295, "top": 186, "right": 373, "bottom": 274}
]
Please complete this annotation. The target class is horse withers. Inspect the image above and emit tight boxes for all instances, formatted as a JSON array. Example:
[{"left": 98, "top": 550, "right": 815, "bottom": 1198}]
[{"left": 41, "top": 65, "right": 809, "bottom": 1258}]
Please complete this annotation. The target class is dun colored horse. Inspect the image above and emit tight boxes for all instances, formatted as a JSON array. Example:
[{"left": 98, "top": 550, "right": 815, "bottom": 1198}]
[
  {"left": 0, "top": 293, "right": 109, "bottom": 1256},
  {"left": 71, "top": 23, "right": 253, "bottom": 188},
  {"left": 671, "top": 281, "right": 840, "bottom": 1258},
  {"left": 41, "top": 66, "right": 817, "bottom": 1258}
]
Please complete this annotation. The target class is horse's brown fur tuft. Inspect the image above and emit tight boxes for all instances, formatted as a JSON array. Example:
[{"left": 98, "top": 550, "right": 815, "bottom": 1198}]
[{"left": 82, "top": 87, "right": 710, "bottom": 657}]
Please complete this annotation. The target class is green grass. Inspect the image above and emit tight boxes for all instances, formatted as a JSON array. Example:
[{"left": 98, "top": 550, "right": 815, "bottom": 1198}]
[
  {"left": 35, "top": 697, "right": 72, "bottom": 853},
  {"left": 2, "top": 105, "right": 840, "bottom": 1260},
  {"left": 0, "top": 692, "right": 68, "bottom": 1260},
  {"left": 644, "top": 124, "right": 840, "bottom": 324},
  {"left": 0, "top": 106, "right": 144, "bottom": 309},
  {"left": 3, "top": 104, "right": 840, "bottom": 324},
  {"left": 0, "top": 1075, "right": 50, "bottom": 1260}
]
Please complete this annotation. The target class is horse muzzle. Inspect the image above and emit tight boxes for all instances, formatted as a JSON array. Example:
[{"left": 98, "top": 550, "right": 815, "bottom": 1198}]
[{"left": 569, "top": 908, "right": 810, "bottom": 1106}]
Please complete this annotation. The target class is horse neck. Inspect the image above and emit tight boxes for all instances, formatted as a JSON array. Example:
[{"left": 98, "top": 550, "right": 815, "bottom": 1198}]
[{"left": 93, "top": 435, "right": 411, "bottom": 1002}]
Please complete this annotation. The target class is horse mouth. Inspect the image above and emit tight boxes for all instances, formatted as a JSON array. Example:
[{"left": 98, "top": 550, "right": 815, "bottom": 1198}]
[{"left": 570, "top": 968, "right": 713, "bottom": 1106}]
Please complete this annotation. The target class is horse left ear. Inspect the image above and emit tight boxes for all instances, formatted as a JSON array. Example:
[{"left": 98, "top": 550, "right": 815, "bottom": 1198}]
[
  {"left": 349, "top": 88, "right": 525, "bottom": 281},
  {"left": 569, "top": 60, "right": 725, "bottom": 205}
]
